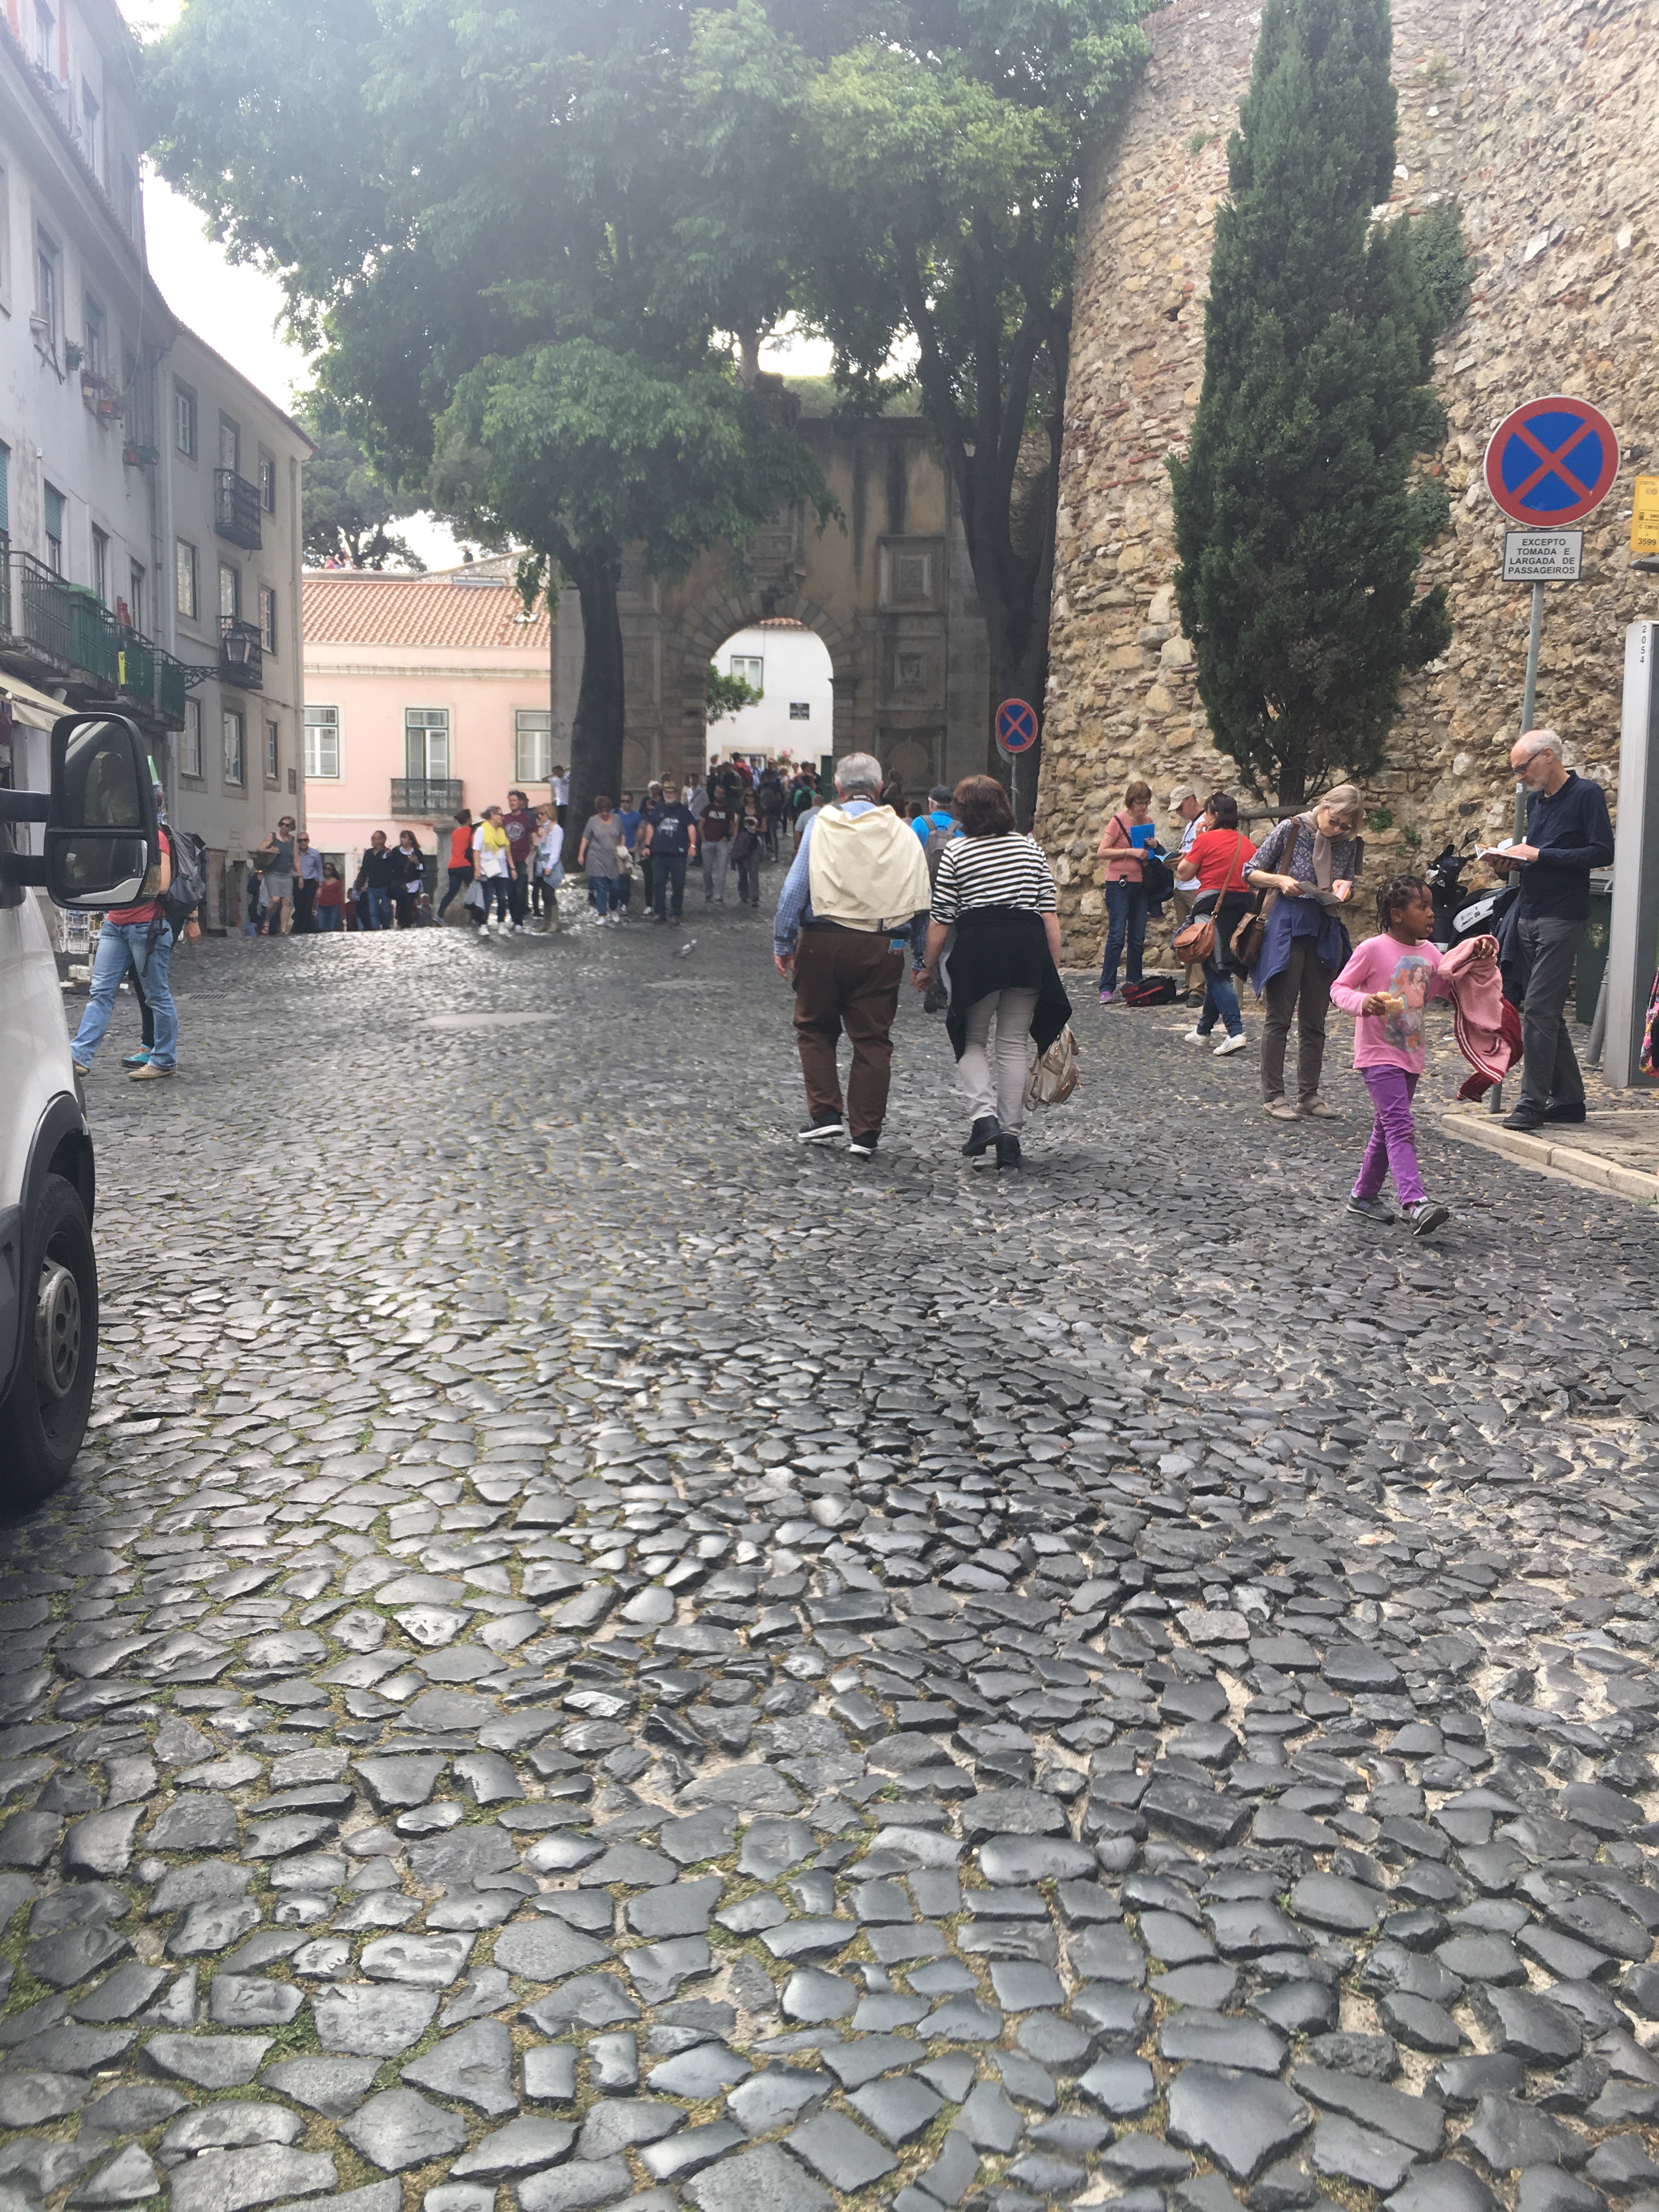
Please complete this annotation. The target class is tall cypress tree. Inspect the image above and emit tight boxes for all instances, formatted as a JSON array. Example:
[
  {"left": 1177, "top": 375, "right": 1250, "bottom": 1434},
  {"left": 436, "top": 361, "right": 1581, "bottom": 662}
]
[{"left": 1169, "top": 0, "right": 1459, "bottom": 805}]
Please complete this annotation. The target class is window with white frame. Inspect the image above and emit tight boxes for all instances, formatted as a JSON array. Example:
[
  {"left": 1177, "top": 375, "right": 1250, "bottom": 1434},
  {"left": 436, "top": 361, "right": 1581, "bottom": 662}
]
[
  {"left": 80, "top": 81, "right": 100, "bottom": 180},
  {"left": 258, "top": 456, "right": 276, "bottom": 514},
  {"left": 91, "top": 525, "right": 108, "bottom": 606},
  {"left": 180, "top": 696, "right": 202, "bottom": 778},
  {"left": 404, "top": 707, "right": 450, "bottom": 781},
  {"left": 219, "top": 563, "right": 240, "bottom": 620},
  {"left": 127, "top": 559, "right": 144, "bottom": 632},
  {"left": 174, "top": 382, "right": 196, "bottom": 460},
  {"left": 304, "top": 704, "right": 340, "bottom": 780},
  {"left": 33, "top": 2, "right": 53, "bottom": 74},
  {"left": 258, "top": 585, "right": 277, "bottom": 652},
  {"left": 176, "top": 539, "right": 198, "bottom": 619},
  {"left": 223, "top": 709, "right": 245, "bottom": 786},
  {"left": 43, "top": 483, "right": 64, "bottom": 574},
  {"left": 265, "top": 719, "right": 280, "bottom": 781},
  {"left": 514, "top": 708, "right": 552, "bottom": 785},
  {"left": 35, "top": 231, "right": 58, "bottom": 351},
  {"left": 82, "top": 293, "right": 105, "bottom": 377},
  {"left": 730, "top": 655, "right": 763, "bottom": 689}
]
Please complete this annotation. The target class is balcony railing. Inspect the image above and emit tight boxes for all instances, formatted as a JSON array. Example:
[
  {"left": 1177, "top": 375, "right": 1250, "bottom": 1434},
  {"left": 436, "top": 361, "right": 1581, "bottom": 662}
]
[
  {"left": 66, "top": 588, "right": 120, "bottom": 686},
  {"left": 4, "top": 550, "right": 72, "bottom": 671},
  {"left": 0, "top": 552, "right": 193, "bottom": 727},
  {"left": 214, "top": 469, "right": 263, "bottom": 550},
  {"left": 154, "top": 652, "right": 190, "bottom": 727},
  {"left": 391, "top": 778, "right": 464, "bottom": 819},
  {"left": 219, "top": 617, "right": 263, "bottom": 691}
]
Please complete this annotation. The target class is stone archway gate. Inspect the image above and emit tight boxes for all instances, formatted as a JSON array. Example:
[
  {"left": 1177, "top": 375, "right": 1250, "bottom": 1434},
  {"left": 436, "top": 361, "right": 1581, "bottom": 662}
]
[{"left": 549, "top": 413, "right": 992, "bottom": 795}]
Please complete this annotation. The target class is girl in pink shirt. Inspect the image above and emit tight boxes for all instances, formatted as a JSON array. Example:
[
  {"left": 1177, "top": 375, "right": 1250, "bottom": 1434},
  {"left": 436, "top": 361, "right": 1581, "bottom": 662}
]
[{"left": 1330, "top": 874, "right": 1477, "bottom": 1237}]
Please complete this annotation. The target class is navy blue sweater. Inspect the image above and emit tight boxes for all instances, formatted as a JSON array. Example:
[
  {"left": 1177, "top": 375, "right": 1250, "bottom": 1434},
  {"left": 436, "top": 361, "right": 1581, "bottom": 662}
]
[{"left": 1519, "top": 771, "right": 1613, "bottom": 922}]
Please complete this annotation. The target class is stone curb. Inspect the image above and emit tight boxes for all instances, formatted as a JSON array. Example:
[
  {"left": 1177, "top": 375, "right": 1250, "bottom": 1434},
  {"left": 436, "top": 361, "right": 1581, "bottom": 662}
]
[{"left": 1437, "top": 1110, "right": 1659, "bottom": 1204}]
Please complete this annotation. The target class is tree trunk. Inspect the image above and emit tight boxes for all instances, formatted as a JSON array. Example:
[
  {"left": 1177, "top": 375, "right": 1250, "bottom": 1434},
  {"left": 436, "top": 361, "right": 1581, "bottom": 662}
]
[{"left": 567, "top": 548, "right": 625, "bottom": 839}]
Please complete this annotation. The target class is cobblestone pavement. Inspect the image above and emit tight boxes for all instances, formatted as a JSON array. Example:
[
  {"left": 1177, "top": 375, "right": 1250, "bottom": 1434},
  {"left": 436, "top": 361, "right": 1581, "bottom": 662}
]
[{"left": 8, "top": 898, "right": 1659, "bottom": 2212}]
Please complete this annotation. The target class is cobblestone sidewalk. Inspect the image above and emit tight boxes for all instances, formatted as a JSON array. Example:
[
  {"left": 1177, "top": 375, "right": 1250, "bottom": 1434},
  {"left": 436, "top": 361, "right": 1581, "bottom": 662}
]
[{"left": 5, "top": 912, "right": 1659, "bottom": 2212}]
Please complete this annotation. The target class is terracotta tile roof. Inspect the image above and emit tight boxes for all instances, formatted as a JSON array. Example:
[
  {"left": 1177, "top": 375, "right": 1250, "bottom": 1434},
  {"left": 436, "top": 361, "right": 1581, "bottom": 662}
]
[{"left": 302, "top": 571, "right": 551, "bottom": 651}]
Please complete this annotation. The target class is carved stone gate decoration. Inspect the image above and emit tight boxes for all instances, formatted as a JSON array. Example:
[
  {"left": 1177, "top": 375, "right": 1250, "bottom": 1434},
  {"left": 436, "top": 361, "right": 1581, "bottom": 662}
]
[{"left": 550, "top": 414, "right": 992, "bottom": 794}]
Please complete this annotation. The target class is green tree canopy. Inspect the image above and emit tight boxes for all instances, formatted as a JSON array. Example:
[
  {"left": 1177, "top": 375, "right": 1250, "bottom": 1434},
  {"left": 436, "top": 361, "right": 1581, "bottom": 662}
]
[
  {"left": 682, "top": 0, "right": 1149, "bottom": 818},
  {"left": 144, "top": 0, "right": 832, "bottom": 825},
  {"left": 1168, "top": 0, "right": 1464, "bottom": 805},
  {"left": 295, "top": 394, "right": 424, "bottom": 571}
]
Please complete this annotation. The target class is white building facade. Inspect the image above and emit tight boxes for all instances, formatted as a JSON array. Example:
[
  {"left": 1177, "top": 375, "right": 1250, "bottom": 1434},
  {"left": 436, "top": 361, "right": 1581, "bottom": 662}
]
[
  {"left": 0, "top": 0, "right": 311, "bottom": 932},
  {"left": 163, "top": 329, "right": 311, "bottom": 930}
]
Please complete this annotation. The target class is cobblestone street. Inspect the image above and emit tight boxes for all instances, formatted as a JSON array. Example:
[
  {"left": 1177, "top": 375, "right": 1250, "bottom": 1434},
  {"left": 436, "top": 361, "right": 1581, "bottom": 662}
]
[{"left": 7, "top": 909, "right": 1659, "bottom": 2212}]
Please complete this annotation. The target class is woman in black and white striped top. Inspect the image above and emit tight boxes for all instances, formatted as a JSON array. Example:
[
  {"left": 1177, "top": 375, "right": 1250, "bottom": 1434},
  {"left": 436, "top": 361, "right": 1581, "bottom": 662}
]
[
  {"left": 916, "top": 777, "right": 1072, "bottom": 1171},
  {"left": 931, "top": 832, "right": 1058, "bottom": 923}
]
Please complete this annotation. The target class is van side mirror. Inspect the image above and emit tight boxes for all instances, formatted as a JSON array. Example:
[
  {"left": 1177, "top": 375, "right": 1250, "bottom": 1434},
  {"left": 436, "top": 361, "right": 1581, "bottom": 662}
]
[{"left": 44, "top": 714, "right": 159, "bottom": 909}]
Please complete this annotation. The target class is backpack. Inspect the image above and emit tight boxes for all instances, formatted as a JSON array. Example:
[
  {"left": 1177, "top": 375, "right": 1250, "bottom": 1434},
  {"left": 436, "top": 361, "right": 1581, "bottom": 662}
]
[
  {"left": 1121, "top": 977, "right": 1178, "bottom": 1006},
  {"left": 159, "top": 829, "right": 207, "bottom": 933},
  {"left": 922, "top": 820, "right": 956, "bottom": 887}
]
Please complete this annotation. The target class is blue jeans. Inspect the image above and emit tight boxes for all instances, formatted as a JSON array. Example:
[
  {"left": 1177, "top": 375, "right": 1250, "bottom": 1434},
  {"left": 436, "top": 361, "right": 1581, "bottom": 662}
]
[
  {"left": 317, "top": 907, "right": 341, "bottom": 932},
  {"left": 590, "top": 874, "right": 614, "bottom": 916},
  {"left": 1197, "top": 944, "right": 1243, "bottom": 1037},
  {"left": 361, "top": 887, "right": 391, "bottom": 930},
  {"left": 74, "top": 921, "right": 177, "bottom": 1071},
  {"left": 1098, "top": 879, "right": 1147, "bottom": 992}
]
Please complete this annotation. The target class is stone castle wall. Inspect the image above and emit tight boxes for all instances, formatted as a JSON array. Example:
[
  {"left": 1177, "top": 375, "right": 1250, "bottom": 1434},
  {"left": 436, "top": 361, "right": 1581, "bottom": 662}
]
[{"left": 1037, "top": 0, "right": 1659, "bottom": 963}]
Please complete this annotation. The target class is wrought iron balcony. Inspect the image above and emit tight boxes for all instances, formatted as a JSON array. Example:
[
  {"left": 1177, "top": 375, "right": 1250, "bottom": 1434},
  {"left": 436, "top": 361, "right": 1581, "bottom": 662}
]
[
  {"left": 391, "top": 778, "right": 464, "bottom": 819},
  {"left": 2, "top": 550, "right": 72, "bottom": 673},
  {"left": 214, "top": 467, "right": 263, "bottom": 550},
  {"left": 153, "top": 652, "right": 191, "bottom": 727},
  {"left": 219, "top": 617, "right": 263, "bottom": 690}
]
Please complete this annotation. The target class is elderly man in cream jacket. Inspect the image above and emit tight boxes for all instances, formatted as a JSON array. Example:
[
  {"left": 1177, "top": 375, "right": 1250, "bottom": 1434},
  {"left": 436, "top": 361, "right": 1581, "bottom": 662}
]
[{"left": 773, "top": 752, "right": 933, "bottom": 1159}]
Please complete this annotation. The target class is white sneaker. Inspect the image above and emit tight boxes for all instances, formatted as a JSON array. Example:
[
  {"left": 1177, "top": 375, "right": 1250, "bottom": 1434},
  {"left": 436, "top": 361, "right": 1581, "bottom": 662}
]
[
  {"left": 1182, "top": 1028, "right": 1208, "bottom": 1043},
  {"left": 1213, "top": 1032, "right": 1248, "bottom": 1057}
]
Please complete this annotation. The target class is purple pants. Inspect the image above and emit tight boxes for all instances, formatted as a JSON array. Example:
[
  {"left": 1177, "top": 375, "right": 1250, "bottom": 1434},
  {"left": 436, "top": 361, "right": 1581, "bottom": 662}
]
[{"left": 1353, "top": 1065, "right": 1425, "bottom": 1209}]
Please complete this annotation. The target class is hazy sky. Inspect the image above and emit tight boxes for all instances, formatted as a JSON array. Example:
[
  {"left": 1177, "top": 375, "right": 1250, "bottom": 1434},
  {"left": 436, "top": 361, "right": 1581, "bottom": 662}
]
[{"left": 126, "top": 0, "right": 832, "bottom": 569}]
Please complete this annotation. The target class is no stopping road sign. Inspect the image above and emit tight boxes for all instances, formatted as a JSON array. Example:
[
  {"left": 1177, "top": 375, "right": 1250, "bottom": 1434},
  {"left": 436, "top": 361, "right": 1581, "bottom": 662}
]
[{"left": 1484, "top": 397, "right": 1620, "bottom": 528}]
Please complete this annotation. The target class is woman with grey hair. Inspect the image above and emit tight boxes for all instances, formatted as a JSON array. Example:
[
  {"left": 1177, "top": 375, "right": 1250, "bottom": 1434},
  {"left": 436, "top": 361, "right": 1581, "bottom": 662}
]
[{"left": 1244, "top": 786, "right": 1366, "bottom": 1121}]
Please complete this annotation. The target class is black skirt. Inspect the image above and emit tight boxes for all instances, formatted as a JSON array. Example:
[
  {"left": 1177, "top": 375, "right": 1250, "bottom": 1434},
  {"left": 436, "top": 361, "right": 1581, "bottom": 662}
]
[{"left": 944, "top": 906, "right": 1073, "bottom": 1062}]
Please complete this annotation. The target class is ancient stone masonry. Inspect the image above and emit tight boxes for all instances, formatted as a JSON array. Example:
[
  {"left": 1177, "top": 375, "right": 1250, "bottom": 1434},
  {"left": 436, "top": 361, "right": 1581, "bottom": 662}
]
[{"left": 1038, "top": 0, "right": 1659, "bottom": 964}]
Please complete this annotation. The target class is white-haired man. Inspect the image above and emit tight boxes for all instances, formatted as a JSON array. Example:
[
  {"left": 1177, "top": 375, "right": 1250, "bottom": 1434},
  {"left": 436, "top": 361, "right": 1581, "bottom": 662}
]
[
  {"left": 774, "top": 752, "right": 932, "bottom": 1158},
  {"left": 1486, "top": 729, "right": 1613, "bottom": 1131}
]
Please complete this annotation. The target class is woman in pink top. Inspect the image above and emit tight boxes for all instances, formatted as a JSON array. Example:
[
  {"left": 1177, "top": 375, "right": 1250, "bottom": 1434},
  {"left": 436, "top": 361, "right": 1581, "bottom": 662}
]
[
  {"left": 1330, "top": 873, "right": 1494, "bottom": 1237},
  {"left": 1094, "top": 780, "right": 1159, "bottom": 1003}
]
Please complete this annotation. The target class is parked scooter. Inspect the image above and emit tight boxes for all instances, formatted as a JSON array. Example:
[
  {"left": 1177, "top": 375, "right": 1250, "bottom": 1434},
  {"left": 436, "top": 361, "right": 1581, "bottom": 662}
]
[{"left": 1427, "top": 844, "right": 1517, "bottom": 950}]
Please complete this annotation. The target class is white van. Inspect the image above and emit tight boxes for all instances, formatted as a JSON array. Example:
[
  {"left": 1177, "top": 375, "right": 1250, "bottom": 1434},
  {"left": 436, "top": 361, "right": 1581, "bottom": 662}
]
[{"left": 0, "top": 713, "right": 161, "bottom": 1496}]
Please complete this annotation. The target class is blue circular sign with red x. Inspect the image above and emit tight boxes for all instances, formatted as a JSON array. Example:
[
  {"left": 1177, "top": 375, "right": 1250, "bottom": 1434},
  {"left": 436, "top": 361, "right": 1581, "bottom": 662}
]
[
  {"left": 1483, "top": 396, "right": 1620, "bottom": 527},
  {"left": 997, "top": 698, "right": 1039, "bottom": 755}
]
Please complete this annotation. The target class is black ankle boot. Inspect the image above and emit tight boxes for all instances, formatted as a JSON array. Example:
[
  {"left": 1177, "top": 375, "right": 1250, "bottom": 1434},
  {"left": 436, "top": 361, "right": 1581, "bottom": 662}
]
[
  {"left": 996, "top": 1132, "right": 1022, "bottom": 1170},
  {"left": 962, "top": 1116, "right": 1000, "bottom": 1158}
]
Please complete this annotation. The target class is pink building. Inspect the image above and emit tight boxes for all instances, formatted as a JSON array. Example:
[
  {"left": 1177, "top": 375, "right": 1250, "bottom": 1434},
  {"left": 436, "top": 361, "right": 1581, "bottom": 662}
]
[{"left": 300, "top": 562, "right": 556, "bottom": 883}]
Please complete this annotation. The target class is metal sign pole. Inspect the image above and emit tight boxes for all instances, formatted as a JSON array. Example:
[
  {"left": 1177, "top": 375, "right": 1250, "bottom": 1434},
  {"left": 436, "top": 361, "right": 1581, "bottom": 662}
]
[{"left": 1521, "top": 579, "right": 1545, "bottom": 733}]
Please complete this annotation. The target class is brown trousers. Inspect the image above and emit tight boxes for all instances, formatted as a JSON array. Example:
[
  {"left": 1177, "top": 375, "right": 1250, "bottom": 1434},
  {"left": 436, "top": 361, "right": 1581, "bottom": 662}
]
[
  {"left": 1260, "top": 936, "right": 1333, "bottom": 1105},
  {"left": 792, "top": 926, "right": 905, "bottom": 1137}
]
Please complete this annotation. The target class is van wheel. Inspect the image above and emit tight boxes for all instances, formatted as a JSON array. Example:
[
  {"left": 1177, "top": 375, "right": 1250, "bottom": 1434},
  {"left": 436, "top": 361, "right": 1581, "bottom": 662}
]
[{"left": 0, "top": 1175, "right": 98, "bottom": 1503}]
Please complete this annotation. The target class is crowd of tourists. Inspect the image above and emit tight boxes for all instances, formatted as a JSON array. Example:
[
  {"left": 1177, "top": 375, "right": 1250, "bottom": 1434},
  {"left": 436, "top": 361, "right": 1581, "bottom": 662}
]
[{"left": 770, "top": 734, "right": 1611, "bottom": 1238}]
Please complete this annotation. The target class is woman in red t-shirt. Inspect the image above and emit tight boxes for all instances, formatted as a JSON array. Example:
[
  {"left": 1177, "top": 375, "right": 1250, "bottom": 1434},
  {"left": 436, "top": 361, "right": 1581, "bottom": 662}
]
[{"left": 1175, "top": 793, "right": 1257, "bottom": 1055}]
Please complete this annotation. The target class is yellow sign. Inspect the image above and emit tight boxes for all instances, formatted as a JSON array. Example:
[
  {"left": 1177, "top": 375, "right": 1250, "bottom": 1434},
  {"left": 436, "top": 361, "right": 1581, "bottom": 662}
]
[{"left": 1634, "top": 475, "right": 1659, "bottom": 557}]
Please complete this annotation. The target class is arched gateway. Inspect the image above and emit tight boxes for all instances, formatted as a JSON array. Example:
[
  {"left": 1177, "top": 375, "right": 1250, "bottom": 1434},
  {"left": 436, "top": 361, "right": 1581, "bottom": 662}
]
[{"left": 549, "top": 412, "right": 992, "bottom": 795}]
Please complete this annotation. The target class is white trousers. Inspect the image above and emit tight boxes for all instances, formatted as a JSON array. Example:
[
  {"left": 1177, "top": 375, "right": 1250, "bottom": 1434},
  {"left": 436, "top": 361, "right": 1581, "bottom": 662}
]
[{"left": 958, "top": 988, "right": 1038, "bottom": 1133}]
